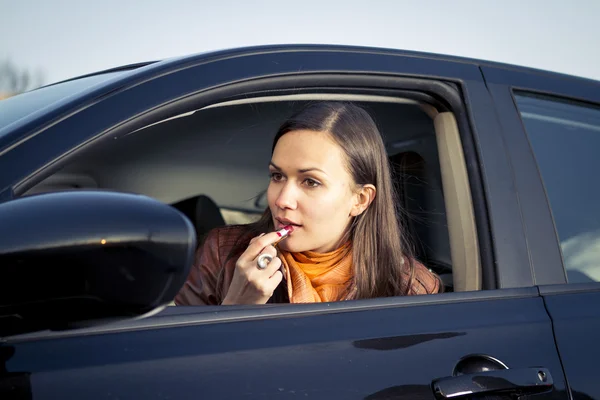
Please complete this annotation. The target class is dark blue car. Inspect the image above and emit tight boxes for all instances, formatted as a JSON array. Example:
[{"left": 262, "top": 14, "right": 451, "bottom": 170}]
[{"left": 1, "top": 44, "right": 599, "bottom": 399}]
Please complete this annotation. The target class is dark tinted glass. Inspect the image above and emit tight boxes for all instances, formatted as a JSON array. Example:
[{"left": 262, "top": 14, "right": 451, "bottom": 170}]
[{"left": 515, "top": 93, "right": 600, "bottom": 283}]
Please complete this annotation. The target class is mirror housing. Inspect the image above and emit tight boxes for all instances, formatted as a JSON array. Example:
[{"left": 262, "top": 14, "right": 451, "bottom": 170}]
[{"left": 0, "top": 191, "right": 196, "bottom": 337}]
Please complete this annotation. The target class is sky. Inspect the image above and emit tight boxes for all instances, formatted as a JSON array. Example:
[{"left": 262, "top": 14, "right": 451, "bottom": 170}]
[{"left": 1, "top": 0, "right": 599, "bottom": 87}]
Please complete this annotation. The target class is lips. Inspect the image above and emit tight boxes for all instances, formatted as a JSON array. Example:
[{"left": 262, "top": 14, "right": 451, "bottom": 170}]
[{"left": 275, "top": 217, "right": 301, "bottom": 229}]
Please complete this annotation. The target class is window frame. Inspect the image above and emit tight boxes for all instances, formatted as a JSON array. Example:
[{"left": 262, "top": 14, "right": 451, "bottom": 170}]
[
  {"left": 7, "top": 73, "right": 505, "bottom": 288},
  {"left": 0, "top": 49, "right": 530, "bottom": 293},
  {"left": 43, "top": 91, "right": 479, "bottom": 292}
]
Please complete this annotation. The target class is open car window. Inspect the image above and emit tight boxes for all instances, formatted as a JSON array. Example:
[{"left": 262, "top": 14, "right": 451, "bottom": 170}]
[{"left": 26, "top": 93, "right": 481, "bottom": 299}]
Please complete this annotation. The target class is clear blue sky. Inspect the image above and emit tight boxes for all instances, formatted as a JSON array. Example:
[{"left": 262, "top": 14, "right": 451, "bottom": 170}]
[{"left": 1, "top": 0, "right": 599, "bottom": 85}]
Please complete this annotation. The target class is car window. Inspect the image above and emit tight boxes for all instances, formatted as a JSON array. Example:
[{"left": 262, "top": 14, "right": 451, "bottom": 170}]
[
  {"left": 514, "top": 93, "right": 600, "bottom": 284},
  {"left": 26, "top": 98, "right": 456, "bottom": 292}
]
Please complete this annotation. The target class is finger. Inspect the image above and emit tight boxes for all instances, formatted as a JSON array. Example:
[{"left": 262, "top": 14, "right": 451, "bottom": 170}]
[
  {"left": 241, "top": 235, "right": 269, "bottom": 263},
  {"left": 248, "top": 233, "right": 266, "bottom": 245},
  {"left": 263, "top": 255, "right": 282, "bottom": 278},
  {"left": 255, "top": 245, "right": 277, "bottom": 262},
  {"left": 249, "top": 257, "right": 281, "bottom": 297},
  {"left": 250, "top": 247, "right": 278, "bottom": 273},
  {"left": 264, "top": 270, "right": 283, "bottom": 293},
  {"left": 280, "top": 264, "right": 287, "bottom": 280},
  {"left": 245, "top": 231, "right": 289, "bottom": 259}
]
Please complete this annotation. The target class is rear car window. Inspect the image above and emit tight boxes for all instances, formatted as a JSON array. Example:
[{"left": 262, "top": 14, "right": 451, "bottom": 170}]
[{"left": 515, "top": 92, "right": 600, "bottom": 284}]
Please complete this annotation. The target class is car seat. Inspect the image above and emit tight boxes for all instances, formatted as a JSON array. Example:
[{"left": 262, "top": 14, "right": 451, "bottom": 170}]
[
  {"left": 390, "top": 151, "right": 453, "bottom": 290},
  {"left": 171, "top": 195, "right": 226, "bottom": 247}
]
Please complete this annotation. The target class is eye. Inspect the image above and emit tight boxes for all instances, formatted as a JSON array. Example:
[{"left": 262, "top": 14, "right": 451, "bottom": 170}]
[
  {"left": 303, "top": 178, "right": 321, "bottom": 188},
  {"left": 270, "top": 172, "right": 284, "bottom": 182}
]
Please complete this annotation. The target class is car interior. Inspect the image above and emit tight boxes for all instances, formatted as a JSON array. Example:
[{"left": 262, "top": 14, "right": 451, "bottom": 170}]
[{"left": 24, "top": 94, "right": 482, "bottom": 295}]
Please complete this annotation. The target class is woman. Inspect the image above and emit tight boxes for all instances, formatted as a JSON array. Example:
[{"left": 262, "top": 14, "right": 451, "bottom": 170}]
[{"left": 175, "top": 102, "right": 441, "bottom": 305}]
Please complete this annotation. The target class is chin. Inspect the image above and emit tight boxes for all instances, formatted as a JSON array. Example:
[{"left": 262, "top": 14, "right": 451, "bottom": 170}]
[{"left": 278, "top": 239, "right": 308, "bottom": 253}]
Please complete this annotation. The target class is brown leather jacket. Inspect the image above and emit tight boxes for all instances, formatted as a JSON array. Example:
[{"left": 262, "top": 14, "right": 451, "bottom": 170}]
[{"left": 174, "top": 226, "right": 441, "bottom": 305}]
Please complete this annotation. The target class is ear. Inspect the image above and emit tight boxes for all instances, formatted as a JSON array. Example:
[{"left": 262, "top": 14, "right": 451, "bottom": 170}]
[{"left": 350, "top": 184, "right": 376, "bottom": 217}]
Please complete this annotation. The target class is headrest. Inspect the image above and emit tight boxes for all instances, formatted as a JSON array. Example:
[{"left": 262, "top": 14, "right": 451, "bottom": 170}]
[{"left": 171, "top": 195, "right": 226, "bottom": 243}]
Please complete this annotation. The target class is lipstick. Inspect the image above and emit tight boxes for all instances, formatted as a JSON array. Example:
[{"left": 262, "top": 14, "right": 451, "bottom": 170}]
[
  {"left": 273, "top": 225, "right": 294, "bottom": 246},
  {"left": 277, "top": 225, "right": 294, "bottom": 237}
]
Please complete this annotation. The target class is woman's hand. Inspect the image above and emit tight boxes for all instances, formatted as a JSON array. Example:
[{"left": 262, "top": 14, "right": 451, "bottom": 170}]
[{"left": 221, "top": 232, "right": 284, "bottom": 305}]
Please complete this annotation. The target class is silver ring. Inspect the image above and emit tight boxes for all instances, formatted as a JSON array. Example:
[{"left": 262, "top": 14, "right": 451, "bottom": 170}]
[{"left": 257, "top": 253, "right": 274, "bottom": 270}]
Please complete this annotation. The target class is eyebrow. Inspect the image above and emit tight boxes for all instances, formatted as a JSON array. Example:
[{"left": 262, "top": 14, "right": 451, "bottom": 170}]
[{"left": 269, "top": 162, "right": 326, "bottom": 174}]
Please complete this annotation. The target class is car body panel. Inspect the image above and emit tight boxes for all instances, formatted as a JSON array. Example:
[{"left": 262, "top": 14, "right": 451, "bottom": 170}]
[
  {"left": 540, "top": 285, "right": 600, "bottom": 400},
  {"left": 482, "top": 64, "right": 600, "bottom": 400},
  {"left": 4, "top": 289, "right": 568, "bottom": 399}
]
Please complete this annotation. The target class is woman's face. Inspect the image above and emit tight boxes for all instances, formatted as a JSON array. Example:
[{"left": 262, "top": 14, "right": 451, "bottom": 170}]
[{"left": 267, "top": 129, "right": 359, "bottom": 253}]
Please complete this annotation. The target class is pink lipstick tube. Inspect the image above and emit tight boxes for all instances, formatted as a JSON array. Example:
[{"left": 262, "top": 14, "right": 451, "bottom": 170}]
[{"left": 273, "top": 225, "right": 293, "bottom": 246}]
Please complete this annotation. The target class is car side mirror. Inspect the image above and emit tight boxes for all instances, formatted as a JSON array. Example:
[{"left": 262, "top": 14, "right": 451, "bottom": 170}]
[{"left": 0, "top": 191, "right": 196, "bottom": 337}]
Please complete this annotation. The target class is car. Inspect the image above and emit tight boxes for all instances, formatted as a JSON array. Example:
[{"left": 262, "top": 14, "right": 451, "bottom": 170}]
[{"left": 1, "top": 44, "right": 599, "bottom": 399}]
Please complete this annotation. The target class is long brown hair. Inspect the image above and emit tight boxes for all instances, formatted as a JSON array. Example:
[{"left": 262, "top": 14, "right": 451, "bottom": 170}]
[{"left": 225, "top": 101, "right": 415, "bottom": 300}]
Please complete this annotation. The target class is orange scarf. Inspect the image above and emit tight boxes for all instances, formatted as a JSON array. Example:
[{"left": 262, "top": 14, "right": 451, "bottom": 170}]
[{"left": 279, "top": 242, "right": 354, "bottom": 303}]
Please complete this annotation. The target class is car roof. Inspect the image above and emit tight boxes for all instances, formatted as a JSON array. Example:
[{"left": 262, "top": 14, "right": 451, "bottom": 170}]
[
  {"left": 1, "top": 44, "right": 597, "bottom": 152},
  {"left": 41, "top": 61, "right": 160, "bottom": 88},
  {"left": 50, "top": 43, "right": 600, "bottom": 88}
]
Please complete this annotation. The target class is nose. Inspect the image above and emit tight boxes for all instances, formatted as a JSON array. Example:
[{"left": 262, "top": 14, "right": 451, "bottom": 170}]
[{"left": 274, "top": 181, "right": 298, "bottom": 210}]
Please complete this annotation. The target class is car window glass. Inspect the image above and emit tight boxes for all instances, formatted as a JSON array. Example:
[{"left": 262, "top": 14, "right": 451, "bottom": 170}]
[{"left": 514, "top": 93, "right": 600, "bottom": 283}]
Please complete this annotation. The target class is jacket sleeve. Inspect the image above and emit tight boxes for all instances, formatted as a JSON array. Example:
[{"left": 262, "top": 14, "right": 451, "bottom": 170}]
[
  {"left": 408, "top": 258, "right": 443, "bottom": 295},
  {"left": 174, "top": 229, "right": 223, "bottom": 306}
]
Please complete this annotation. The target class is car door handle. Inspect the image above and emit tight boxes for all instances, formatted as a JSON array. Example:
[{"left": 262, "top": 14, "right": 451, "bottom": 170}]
[{"left": 431, "top": 367, "right": 553, "bottom": 398}]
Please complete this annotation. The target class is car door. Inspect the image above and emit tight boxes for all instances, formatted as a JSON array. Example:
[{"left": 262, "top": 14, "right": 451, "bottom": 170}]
[
  {"left": 1, "top": 46, "right": 569, "bottom": 399},
  {"left": 482, "top": 64, "right": 600, "bottom": 400}
]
